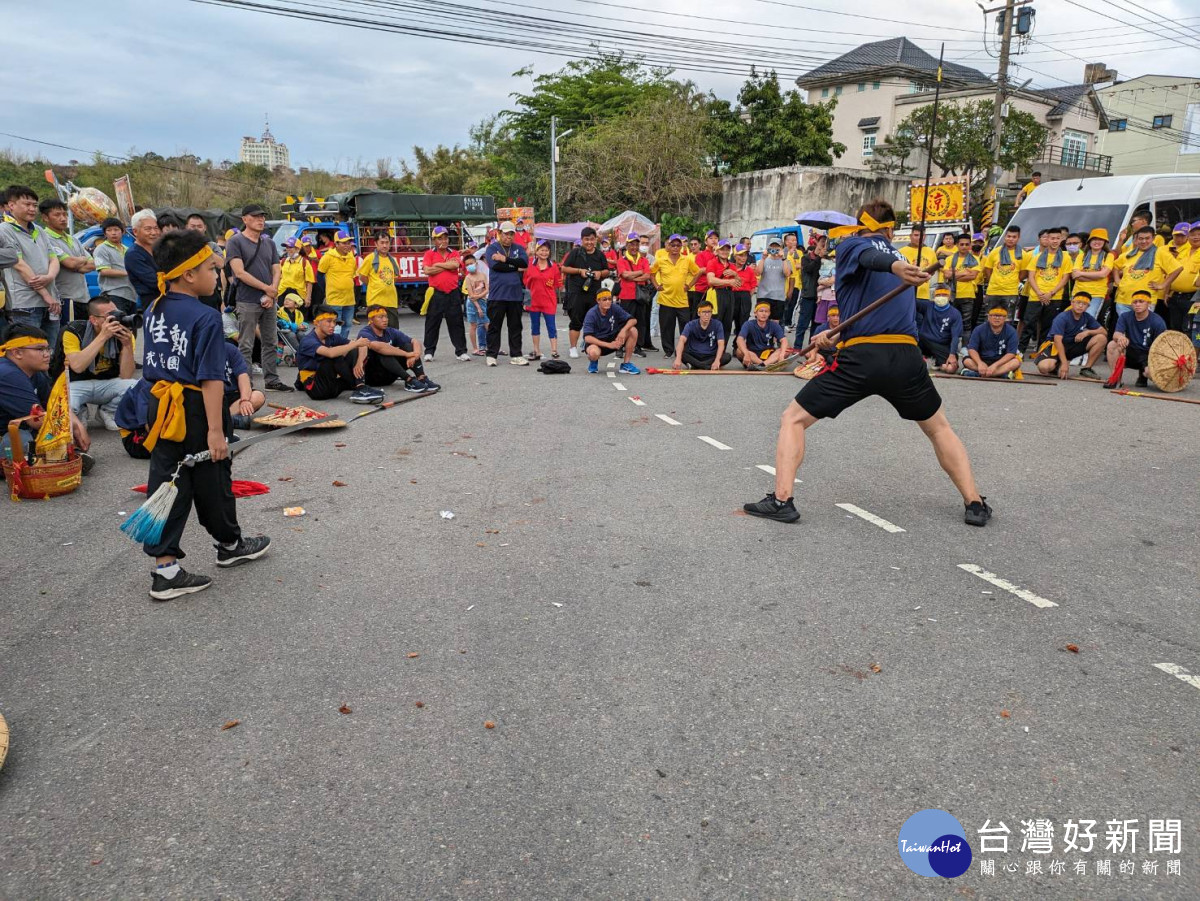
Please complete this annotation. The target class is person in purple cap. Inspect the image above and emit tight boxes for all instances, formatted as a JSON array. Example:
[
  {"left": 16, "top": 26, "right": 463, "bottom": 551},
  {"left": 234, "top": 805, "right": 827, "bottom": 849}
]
[
  {"left": 482, "top": 221, "right": 529, "bottom": 366},
  {"left": 649, "top": 234, "right": 700, "bottom": 357},
  {"left": 616, "top": 232, "right": 654, "bottom": 355},
  {"left": 1164, "top": 221, "right": 1198, "bottom": 329},
  {"left": 421, "top": 225, "right": 469, "bottom": 362}
]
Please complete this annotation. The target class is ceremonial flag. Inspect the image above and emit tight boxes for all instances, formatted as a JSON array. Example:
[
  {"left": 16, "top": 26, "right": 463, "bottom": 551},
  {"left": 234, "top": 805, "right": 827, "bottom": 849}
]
[{"left": 35, "top": 372, "right": 71, "bottom": 462}]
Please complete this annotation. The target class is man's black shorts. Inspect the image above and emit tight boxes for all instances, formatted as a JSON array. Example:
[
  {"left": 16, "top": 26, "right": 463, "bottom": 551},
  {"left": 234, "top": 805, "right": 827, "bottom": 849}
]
[
  {"left": 796, "top": 342, "right": 942, "bottom": 421},
  {"left": 1125, "top": 345, "right": 1149, "bottom": 371},
  {"left": 766, "top": 299, "right": 785, "bottom": 322},
  {"left": 918, "top": 336, "right": 953, "bottom": 365},
  {"left": 567, "top": 294, "right": 594, "bottom": 332},
  {"left": 1035, "top": 338, "right": 1090, "bottom": 363}
]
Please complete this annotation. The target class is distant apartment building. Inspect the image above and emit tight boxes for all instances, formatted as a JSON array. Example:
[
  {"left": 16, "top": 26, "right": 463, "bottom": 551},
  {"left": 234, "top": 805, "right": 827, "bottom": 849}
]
[
  {"left": 1096, "top": 75, "right": 1200, "bottom": 175},
  {"left": 795, "top": 39, "right": 1110, "bottom": 189},
  {"left": 240, "top": 119, "right": 291, "bottom": 170}
]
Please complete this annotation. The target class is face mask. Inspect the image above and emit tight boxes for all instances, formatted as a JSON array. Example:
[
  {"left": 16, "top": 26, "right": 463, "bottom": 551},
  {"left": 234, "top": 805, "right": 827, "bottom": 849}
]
[
  {"left": 639, "top": 245, "right": 649, "bottom": 254},
  {"left": 934, "top": 296, "right": 950, "bottom": 308},
  {"left": 1066, "top": 244, "right": 1080, "bottom": 252},
  {"left": 466, "top": 263, "right": 477, "bottom": 273}
]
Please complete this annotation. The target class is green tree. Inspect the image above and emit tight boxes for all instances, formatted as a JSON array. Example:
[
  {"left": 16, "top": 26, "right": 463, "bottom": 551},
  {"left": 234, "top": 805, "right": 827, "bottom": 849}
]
[
  {"left": 396, "top": 144, "right": 497, "bottom": 195},
  {"left": 706, "top": 69, "right": 845, "bottom": 174}
]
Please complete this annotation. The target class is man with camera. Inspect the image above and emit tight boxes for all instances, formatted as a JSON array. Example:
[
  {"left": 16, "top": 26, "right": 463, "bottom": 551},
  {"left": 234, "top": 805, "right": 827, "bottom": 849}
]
[{"left": 51, "top": 295, "right": 140, "bottom": 431}]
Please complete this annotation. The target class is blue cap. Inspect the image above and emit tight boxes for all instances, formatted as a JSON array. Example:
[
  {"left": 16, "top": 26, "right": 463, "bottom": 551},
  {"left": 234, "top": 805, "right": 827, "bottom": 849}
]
[
  {"left": 432, "top": 225, "right": 449, "bottom": 236},
  {"left": 667, "top": 233, "right": 685, "bottom": 243}
]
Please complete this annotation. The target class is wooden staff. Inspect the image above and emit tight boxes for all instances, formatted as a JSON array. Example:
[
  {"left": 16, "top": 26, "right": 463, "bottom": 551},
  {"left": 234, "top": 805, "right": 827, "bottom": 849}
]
[
  {"left": 933, "top": 373, "right": 1055, "bottom": 385},
  {"left": 1114, "top": 389, "right": 1200, "bottom": 406},
  {"left": 645, "top": 367, "right": 795, "bottom": 376}
]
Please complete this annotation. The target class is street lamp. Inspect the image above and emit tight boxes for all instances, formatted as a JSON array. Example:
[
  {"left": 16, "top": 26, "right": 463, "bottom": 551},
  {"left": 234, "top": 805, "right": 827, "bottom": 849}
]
[{"left": 550, "top": 115, "right": 574, "bottom": 224}]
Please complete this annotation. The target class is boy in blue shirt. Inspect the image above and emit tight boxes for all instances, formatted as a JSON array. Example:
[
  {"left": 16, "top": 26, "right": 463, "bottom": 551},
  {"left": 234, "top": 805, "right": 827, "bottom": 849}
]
[
  {"left": 295, "top": 306, "right": 381, "bottom": 403},
  {"left": 963, "top": 306, "right": 1021, "bottom": 378},
  {"left": 223, "top": 342, "right": 265, "bottom": 431},
  {"left": 1105, "top": 290, "right": 1166, "bottom": 389},
  {"left": 140, "top": 230, "right": 270, "bottom": 601},
  {"left": 582, "top": 288, "right": 640, "bottom": 375},
  {"left": 674, "top": 300, "right": 729, "bottom": 370},
  {"left": 358, "top": 304, "right": 439, "bottom": 393},
  {"left": 736, "top": 302, "right": 789, "bottom": 369},
  {"left": 1035, "top": 291, "right": 1107, "bottom": 379},
  {"left": 916, "top": 285, "right": 963, "bottom": 373}
]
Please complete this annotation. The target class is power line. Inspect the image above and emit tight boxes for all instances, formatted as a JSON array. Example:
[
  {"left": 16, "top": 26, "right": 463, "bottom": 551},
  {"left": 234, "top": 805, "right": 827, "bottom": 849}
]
[{"left": 1057, "top": 0, "right": 1200, "bottom": 52}]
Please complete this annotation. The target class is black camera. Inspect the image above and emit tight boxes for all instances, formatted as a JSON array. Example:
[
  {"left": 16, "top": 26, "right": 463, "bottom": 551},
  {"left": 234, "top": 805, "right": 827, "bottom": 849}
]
[{"left": 108, "top": 311, "right": 143, "bottom": 330}]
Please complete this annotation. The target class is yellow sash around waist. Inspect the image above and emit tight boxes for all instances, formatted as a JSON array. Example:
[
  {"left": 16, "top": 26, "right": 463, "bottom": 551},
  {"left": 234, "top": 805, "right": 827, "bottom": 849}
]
[{"left": 143, "top": 380, "right": 201, "bottom": 452}]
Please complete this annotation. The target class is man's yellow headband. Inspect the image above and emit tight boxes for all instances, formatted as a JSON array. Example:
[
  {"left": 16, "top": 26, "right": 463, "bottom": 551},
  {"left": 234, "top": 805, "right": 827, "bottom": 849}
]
[
  {"left": 755, "top": 302, "right": 771, "bottom": 312},
  {"left": 154, "top": 245, "right": 215, "bottom": 299},
  {"left": 0, "top": 336, "right": 48, "bottom": 357},
  {"left": 314, "top": 312, "right": 338, "bottom": 322},
  {"left": 829, "top": 211, "right": 895, "bottom": 239}
]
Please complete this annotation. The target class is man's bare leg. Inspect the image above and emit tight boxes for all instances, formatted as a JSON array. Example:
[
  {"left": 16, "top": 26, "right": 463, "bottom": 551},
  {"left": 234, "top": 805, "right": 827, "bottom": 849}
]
[
  {"left": 774, "top": 401, "right": 818, "bottom": 501},
  {"left": 917, "top": 407, "right": 981, "bottom": 504}
]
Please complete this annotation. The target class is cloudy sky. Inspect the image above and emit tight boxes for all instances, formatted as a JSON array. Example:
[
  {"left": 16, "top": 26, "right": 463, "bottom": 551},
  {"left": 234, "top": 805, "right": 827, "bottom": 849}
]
[{"left": 3, "top": 0, "right": 1196, "bottom": 172}]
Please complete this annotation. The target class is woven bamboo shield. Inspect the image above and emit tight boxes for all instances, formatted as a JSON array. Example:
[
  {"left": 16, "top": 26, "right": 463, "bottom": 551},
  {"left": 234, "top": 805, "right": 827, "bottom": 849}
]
[
  {"left": 0, "top": 712, "right": 9, "bottom": 770},
  {"left": 1147, "top": 330, "right": 1197, "bottom": 393}
]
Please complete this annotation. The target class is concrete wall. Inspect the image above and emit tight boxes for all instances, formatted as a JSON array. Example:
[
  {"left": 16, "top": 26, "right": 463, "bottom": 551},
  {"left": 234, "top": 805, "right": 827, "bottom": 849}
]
[
  {"left": 1097, "top": 76, "right": 1200, "bottom": 176},
  {"left": 720, "top": 165, "right": 913, "bottom": 236}
]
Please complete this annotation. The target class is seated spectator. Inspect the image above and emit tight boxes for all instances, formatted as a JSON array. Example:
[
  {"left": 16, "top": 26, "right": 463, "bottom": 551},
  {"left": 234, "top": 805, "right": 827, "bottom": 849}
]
[
  {"left": 0, "top": 323, "right": 90, "bottom": 458},
  {"left": 735, "top": 302, "right": 788, "bottom": 370},
  {"left": 916, "top": 285, "right": 964, "bottom": 373},
  {"left": 52, "top": 295, "right": 140, "bottom": 430},
  {"left": 962, "top": 305, "right": 1021, "bottom": 378},
  {"left": 358, "top": 304, "right": 438, "bottom": 393},
  {"left": 806, "top": 305, "right": 841, "bottom": 367},
  {"left": 674, "top": 300, "right": 729, "bottom": 370},
  {"left": 295, "top": 306, "right": 381, "bottom": 403},
  {"left": 223, "top": 342, "right": 266, "bottom": 431},
  {"left": 1035, "top": 291, "right": 1107, "bottom": 379},
  {"left": 1106, "top": 291, "right": 1167, "bottom": 389},
  {"left": 581, "top": 288, "right": 640, "bottom": 375},
  {"left": 276, "top": 291, "right": 307, "bottom": 359},
  {"left": 114, "top": 379, "right": 151, "bottom": 459}
]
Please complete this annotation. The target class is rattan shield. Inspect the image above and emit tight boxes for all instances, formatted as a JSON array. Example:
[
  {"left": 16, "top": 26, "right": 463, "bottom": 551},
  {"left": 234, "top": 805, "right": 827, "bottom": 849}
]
[{"left": 1147, "top": 330, "right": 1197, "bottom": 393}]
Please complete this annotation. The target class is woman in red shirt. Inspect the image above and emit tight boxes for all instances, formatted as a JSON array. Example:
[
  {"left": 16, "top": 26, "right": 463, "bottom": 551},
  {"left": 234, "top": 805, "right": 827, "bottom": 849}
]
[{"left": 523, "top": 241, "right": 563, "bottom": 359}]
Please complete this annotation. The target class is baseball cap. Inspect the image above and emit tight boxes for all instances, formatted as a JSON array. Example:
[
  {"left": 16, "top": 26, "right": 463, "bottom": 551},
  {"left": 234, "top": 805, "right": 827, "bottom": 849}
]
[
  {"left": 717, "top": 239, "right": 731, "bottom": 249},
  {"left": 627, "top": 231, "right": 639, "bottom": 241},
  {"left": 224, "top": 228, "right": 239, "bottom": 240},
  {"left": 432, "top": 225, "right": 449, "bottom": 236},
  {"left": 283, "top": 237, "right": 297, "bottom": 248},
  {"left": 734, "top": 243, "right": 748, "bottom": 253},
  {"left": 499, "top": 221, "right": 516, "bottom": 233},
  {"left": 1173, "top": 221, "right": 1190, "bottom": 235},
  {"left": 768, "top": 238, "right": 781, "bottom": 246},
  {"left": 667, "top": 233, "right": 684, "bottom": 243},
  {"left": 241, "top": 203, "right": 267, "bottom": 217},
  {"left": 335, "top": 231, "right": 353, "bottom": 243},
  {"left": 705, "top": 229, "right": 718, "bottom": 237}
]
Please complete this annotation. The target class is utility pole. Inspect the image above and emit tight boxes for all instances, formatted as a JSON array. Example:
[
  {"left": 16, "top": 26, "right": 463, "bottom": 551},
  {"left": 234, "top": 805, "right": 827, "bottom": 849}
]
[
  {"left": 983, "top": 0, "right": 1016, "bottom": 231},
  {"left": 550, "top": 115, "right": 573, "bottom": 224}
]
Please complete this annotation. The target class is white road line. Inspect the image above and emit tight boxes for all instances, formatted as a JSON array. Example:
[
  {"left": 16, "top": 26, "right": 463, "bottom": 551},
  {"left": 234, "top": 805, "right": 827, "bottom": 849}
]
[
  {"left": 629, "top": 397, "right": 646, "bottom": 407},
  {"left": 1154, "top": 663, "right": 1200, "bottom": 693},
  {"left": 612, "top": 382, "right": 627, "bottom": 391},
  {"left": 756, "top": 464, "right": 801, "bottom": 483},
  {"left": 607, "top": 361, "right": 617, "bottom": 370},
  {"left": 655, "top": 414, "right": 681, "bottom": 426},
  {"left": 607, "top": 371, "right": 616, "bottom": 379},
  {"left": 957, "top": 564, "right": 1058, "bottom": 609},
  {"left": 698, "top": 436, "right": 731, "bottom": 451},
  {"left": 836, "top": 503, "right": 906, "bottom": 533}
]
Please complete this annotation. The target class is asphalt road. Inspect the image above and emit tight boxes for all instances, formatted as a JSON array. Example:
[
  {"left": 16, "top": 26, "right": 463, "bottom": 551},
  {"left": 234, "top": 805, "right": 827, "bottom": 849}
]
[{"left": 2, "top": 321, "right": 1198, "bottom": 900}]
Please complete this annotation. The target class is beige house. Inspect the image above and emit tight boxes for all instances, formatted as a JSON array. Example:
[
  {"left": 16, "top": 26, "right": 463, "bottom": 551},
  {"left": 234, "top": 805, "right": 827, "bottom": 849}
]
[
  {"left": 1096, "top": 75, "right": 1200, "bottom": 175},
  {"left": 795, "top": 39, "right": 1110, "bottom": 188}
]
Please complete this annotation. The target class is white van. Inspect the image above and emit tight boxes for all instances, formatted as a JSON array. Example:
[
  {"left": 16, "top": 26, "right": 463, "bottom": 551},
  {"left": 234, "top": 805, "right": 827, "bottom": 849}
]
[{"left": 1004, "top": 174, "right": 1200, "bottom": 247}]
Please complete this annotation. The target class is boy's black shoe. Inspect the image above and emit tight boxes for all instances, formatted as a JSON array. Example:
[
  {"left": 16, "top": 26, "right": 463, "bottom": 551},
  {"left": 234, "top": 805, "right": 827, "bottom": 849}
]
[
  {"left": 1135, "top": 373, "right": 1149, "bottom": 388},
  {"left": 150, "top": 568, "right": 212, "bottom": 601},
  {"left": 964, "top": 497, "right": 992, "bottom": 527},
  {"left": 743, "top": 492, "right": 801, "bottom": 523},
  {"left": 264, "top": 380, "right": 294, "bottom": 392},
  {"left": 216, "top": 535, "right": 272, "bottom": 567}
]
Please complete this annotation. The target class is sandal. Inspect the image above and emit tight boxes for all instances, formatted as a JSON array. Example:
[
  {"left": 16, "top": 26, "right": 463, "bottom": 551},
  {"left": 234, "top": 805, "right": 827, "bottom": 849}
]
[
  {"left": 471, "top": 348, "right": 486, "bottom": 356},
  {"left": 526, "top": 352, "right": 542, "bottom": 361},
  {"left": 551, "top": 351, "right": 560, "bottom": 358}
]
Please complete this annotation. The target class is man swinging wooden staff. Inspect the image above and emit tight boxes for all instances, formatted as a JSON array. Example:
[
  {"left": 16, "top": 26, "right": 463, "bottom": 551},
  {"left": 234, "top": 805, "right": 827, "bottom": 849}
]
[{"left": 742, "top": 199, "right": 992, "bottom": 527}]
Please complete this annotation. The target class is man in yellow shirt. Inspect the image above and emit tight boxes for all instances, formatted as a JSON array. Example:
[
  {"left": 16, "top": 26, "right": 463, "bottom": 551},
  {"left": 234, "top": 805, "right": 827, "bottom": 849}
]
[
  {"left": 941, "top": 233, "right": 980, "bottom": 322},
  {"left": 1014, "top": 172, "right": 1041, "bottom": 208},
  {"left": 1116, "top": 210, "right": 1165, "bottom": 253},
  {"left": 357, "top": 233, "right": 401, "bottom": 327},
  {"left": 900, "top": 226, "right": 938, "bottom": 300},
  {"left": 1113, "top": 225, "right": 1183, "bottom": 318},
  {"left": 278, "top": 238, "right": 315, "bottom": 309},
  {"left": 317, "top": 231, "right": 360, "bottom": 338},
  {"left": 1071, "top": 228, "right": 1114, "bottom": 319},
  {"left": 1169, "top": 222, "right": 1200, "bottom": 331},
  {"left": 650, "top": 233, "right": 700, "bottom": 357},
  {"left": 1019, "top": 228, "right": 1073, "bottom": 352},
  {"left": 980, "top": 225, "right": 1026, "bottom": 319}
]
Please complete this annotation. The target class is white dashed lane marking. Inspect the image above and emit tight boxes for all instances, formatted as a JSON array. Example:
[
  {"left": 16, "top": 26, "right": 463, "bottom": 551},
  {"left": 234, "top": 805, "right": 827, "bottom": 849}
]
[
  {"left": 629, "top": 397, "right": 646, "bottom": 406},
  {"left": 607, "top": 371, "right": 616, "bottom": 379},
  {"left": 698, "top": 436, "right": 732, "bottom": 451},
  {"left": 612, "top": 382, "right": 627, "bottom": 391},
  {"left": 607, "top": 362, "right": 616, "bottom": 370},
  {"left": 957, "top": 563, "right": 1058, "bottom": 609},
  {"left": 655, "top": 414, "right": 681, "bottom": 426},
  {"left": 1154, "top": 663, "right": 1200, "bottom": 693},
  {"left": 756, "top": 464, "right": 801, "bottom": 483},
  {"left": 836, "top": 503, "right": 906, "bottom": 533}
]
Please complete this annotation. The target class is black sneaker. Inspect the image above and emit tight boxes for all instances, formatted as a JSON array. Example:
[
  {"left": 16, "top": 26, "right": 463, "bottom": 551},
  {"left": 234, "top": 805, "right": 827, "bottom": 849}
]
[
  {"left": 403, "top": 379, "right": 426, "bottom": 393},
  {"left": 1135, "top": 373, "right": 1148, "bottom": 388},
  {"left": 150, "top": 567, "right": 212, "bottom": 601},
  {"left": 964, "top": 497, "right": 992, "bottom": 527},
  {"left": 79, "top": 451, "right": 96, "bottom": 476},
  {"left": 633, "top": 348, "right": 646, "bottom": 357},
  {"left": 264, "top": 380, "right": 294, "bottom": 392},
  {"left": 216, "top": 535, "right": 272, "bottom": 567},
  {"left": 743, "top": 492, "right": 800, "bottom": 523},
  {"left": 417, "top": 377, "right": 440, "bottom": 392}
]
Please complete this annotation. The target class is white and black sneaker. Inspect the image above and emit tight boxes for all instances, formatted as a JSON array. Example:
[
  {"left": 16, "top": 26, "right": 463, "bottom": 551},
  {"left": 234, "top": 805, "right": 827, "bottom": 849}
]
[
  {"left": 350, "top": 387, "right": 385, "bottom": 404},
  {"left": 149, "top": 568, "right": 212, "bottom": 601},
  {"left": 216, "top": 535, "right": 272, "bottom": 567}
]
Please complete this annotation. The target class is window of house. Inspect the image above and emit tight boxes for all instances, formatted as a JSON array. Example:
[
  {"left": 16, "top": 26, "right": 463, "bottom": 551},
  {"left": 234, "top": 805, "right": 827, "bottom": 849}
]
[
  {"left": 911, "top": 81, "right": 933, "bottom": 94},
  {"left": 872, "top": 81, "right": 881, "bottom": 90},
  {"left": 857, "top": 83, "right": 866, "bottom": 92},
  {"left": 1109, "top": 119, "right": 1127, "bottom": 132},
  {"left": 821, "top": 88, "right": 829, "bottom": 98},
  {"left": 862, "top": 129, "right": 878, "bottom": 157},
  {"left": 1152, "top": 114, "right": 1173, "bottom": 129},
  {"left": 1061, "top": 130, "right": 1088, "bottom": 167},
  {"left": 1183, "top": 103, "right": 1200, "bottom": 155},
  {"left": 834, "top": 86, "right": 843, "bottom": 96}
]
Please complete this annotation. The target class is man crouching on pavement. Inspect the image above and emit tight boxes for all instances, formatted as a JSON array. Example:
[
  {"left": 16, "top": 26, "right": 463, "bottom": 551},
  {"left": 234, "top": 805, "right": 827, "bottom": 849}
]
[{"left": 582, "top": 288, "right": 640, "bottom": 375}]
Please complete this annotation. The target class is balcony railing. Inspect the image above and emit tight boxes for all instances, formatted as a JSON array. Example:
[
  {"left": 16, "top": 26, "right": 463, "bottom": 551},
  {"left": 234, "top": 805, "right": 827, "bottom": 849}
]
[{"left": 1034, "top": 144, "right": 1112, "bottom": 173}]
